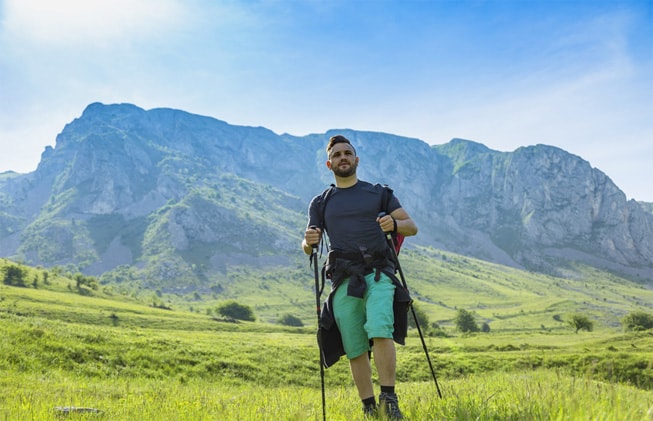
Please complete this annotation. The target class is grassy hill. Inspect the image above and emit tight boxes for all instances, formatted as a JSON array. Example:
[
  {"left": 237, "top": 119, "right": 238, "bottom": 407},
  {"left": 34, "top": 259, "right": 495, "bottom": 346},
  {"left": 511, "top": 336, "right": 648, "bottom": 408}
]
[
  {"left": 100, "top": 246, "right": 653, "bottom": 334},
  {"left": 4, "top": 247, "right": 652, "bottom": 333}
]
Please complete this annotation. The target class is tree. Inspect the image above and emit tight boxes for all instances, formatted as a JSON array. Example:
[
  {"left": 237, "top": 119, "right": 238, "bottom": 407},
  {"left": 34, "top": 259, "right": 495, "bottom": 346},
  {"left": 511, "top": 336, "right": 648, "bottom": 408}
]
[
  {"left": 278, "top": 314, "right": 304, "bottom": 327},
  {"left": 2, "top": 264, "right": 27, "bottom": 287},
  {"left": 568, "top": 313, "right": 594, "bottom": 333},
  {"left": 429, "top": 322, "right": 450, "bottom": 337},
  {"left": 622, "top": 311, "right": 653, "bottom": 331},
  {"left": 408, "top": 303, "right": 430, "bottom": 330},
  {"left": 74, "top": 273, "right": 99, "bottom": 292},
  {"left": 216, "top": 300, "right": 256, "bottom": 322},
  {"left": 454, "top": 309, "right": 479, "bottom": 333}
]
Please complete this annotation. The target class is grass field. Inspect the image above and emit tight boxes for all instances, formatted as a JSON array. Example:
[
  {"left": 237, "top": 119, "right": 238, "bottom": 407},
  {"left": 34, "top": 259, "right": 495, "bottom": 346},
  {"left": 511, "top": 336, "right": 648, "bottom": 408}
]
[
  {"left": 3, "top": 369, "right": 652, "bottom": 420},
  {"left": 1, "top": 256, "right": 653, "bottom": 420}
]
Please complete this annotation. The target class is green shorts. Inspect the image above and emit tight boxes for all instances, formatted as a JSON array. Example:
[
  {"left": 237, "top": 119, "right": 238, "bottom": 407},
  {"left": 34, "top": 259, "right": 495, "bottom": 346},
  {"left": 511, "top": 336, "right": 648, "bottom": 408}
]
[{"left": 333, "top": 271, "right": 396, "bottom": 359}]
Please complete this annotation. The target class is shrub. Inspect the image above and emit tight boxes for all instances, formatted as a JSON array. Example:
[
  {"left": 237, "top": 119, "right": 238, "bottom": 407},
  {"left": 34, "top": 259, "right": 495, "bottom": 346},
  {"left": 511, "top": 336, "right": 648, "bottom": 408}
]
[
  {"left": 74, "top": 273, "right": 99, "bottom": 291},
  {"left": 216, "top": 301, "right": 256, "bottom": 322},
  {"left": 408, "top": 303, "right": 430, "bottom": 330},
  {"left": 2, "top": 264, "right": 27, "bottom": 287},
  {"left": 278, "top": 314, "right": 303, "bottom": 327},
  {"left": 622, "top": 311, "right": 653, "bottom": 331},
  {"left": 568, "top": 313, "right": 593, "bottom": 333},
  {"left": 429, "top": 323, "right": 450, "bottom": 337},
  {"left": 454, "top": 309, "right": 479, "bottom": 333}
]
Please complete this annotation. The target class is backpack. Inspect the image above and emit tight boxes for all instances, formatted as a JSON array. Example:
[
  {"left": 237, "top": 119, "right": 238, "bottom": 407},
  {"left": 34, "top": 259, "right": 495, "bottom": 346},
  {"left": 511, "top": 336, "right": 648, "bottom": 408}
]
[{"left": 316, "top": 183, "right": 405, "bottom": 255}]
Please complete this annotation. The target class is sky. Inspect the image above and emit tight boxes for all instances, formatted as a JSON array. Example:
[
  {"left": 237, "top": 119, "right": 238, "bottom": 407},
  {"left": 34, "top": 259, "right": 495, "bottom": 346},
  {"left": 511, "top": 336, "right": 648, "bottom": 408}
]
[{"left": 1, "top": 0, "right": 651, "bottom": 201}]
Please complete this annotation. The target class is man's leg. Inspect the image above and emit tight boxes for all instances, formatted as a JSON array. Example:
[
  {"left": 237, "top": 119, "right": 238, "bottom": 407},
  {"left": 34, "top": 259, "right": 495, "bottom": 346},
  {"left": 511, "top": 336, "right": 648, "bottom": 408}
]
[
  {"left": 333, "top": 279, "right": 374, "bottom": 402},
  {"left": 349, "top": 337, "right": 397, "bottom": 401},
  {"left": 365, "top": 273, "right": 404, "bottom": 419},
  {"left": 371, "top": 337, "right": 396, "bottom": 386},
  {"left": 364, "top": 273, "right": 397, "bottom": 387},
  {"left": 372, "top": 337, "right": 404, "bottom": 419},
  {"left": 349, "top": 352, "right": 374, "bottom": 399}
]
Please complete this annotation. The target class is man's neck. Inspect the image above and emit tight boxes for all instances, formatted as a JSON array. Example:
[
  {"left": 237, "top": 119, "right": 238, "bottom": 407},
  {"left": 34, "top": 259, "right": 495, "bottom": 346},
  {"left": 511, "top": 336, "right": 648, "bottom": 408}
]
[{"left": 334, "top": 175, "right": 358, "bottom": 188}]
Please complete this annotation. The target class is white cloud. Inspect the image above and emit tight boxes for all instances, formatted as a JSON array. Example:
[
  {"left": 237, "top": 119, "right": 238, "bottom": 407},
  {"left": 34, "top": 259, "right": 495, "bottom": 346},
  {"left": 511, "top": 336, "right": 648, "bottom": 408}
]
[{"left": 2, "top": 0, "right": 188, "bottom": 47}]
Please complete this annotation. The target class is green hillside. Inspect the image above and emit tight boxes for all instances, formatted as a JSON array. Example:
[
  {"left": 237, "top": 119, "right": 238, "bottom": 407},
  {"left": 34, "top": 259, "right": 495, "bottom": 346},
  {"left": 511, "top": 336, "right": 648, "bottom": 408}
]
[
  {"left": 102, "top": 246, "right": 653, "bottom": 333},
  {"left": 3, "top": 245, "right": 653, "bottom": 333}
]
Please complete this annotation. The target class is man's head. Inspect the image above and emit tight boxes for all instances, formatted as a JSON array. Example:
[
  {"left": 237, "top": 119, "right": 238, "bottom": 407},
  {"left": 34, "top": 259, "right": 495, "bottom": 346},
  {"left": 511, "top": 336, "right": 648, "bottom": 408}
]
[
  {"left": 326, "top": 135, "right": 357, "bottom": 158},
  {"left": 326, "top": 135, "right": 358, "bottom": 178}
]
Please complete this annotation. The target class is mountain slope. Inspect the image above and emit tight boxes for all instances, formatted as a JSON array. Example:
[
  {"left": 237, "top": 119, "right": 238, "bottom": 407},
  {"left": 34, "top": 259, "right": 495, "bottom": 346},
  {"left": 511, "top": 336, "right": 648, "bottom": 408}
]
[{"left": 0, "top": 102, "right": 651, "bottom": 288}]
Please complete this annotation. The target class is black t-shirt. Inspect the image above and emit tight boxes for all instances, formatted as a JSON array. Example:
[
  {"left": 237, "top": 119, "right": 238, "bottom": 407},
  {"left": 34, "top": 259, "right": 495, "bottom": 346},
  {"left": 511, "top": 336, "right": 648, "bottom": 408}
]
[{"left": 308, "top": 180, "right": 401, "bottom": 254}]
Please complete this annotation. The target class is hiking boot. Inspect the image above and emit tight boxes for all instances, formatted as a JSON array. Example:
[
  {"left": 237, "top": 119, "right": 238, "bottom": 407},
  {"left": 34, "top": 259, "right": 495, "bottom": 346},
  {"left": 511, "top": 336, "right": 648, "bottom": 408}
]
[
  {"left": 379, "top": 392, "right": 404, "bottom": 420},
  {"left": 363, "top": 402, "right": 378, "bottom": 418}
]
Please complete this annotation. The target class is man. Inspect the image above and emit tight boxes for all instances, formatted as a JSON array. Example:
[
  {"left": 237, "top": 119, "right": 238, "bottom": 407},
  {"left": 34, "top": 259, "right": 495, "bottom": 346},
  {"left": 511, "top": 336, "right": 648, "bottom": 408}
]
[{"left": 302, "top": 135, "right": 418, "bottom": 419}]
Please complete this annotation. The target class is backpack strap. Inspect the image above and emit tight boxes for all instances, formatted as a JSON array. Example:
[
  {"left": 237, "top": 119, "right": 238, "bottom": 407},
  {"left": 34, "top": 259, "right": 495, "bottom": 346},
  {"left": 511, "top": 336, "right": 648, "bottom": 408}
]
[
  {"left": 317, "top": 184, "right": 336, "bottom": 232},
  {"left": 313, "top": 184, "right": 336, "bottom": 258},
  {"left": 381, "top": 184, "right": 404, "bottom": 255}
]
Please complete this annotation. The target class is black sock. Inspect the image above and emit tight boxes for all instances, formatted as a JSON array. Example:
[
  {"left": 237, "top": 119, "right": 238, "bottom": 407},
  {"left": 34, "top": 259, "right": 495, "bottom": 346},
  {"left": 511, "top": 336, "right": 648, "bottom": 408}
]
[
  {"left": 380, "top": 385, "right": 395, "bottom": 395},
  {"left": 362, "top": 396, "right": 376, "bottom": 407}
]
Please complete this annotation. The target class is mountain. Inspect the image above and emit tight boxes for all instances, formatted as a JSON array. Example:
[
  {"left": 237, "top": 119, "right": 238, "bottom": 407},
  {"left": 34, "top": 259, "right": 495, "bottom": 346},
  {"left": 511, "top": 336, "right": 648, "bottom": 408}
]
[{"left": 0, "top": 102, "right": 651, "bottom": 290}]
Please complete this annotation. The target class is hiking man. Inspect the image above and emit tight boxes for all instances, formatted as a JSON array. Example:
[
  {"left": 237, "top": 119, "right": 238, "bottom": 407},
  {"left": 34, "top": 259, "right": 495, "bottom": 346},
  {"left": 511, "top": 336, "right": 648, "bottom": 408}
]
[{"left": 302, "top": 134, "right": 418, "bottom": 419}]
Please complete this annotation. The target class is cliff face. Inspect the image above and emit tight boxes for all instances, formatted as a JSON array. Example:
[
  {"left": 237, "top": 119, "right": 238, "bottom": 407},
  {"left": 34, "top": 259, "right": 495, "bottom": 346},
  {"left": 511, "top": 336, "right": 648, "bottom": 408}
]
[
  {"left": 429, "top": 141, "right": 651, "bottom": 275},
  {"left": 0, "top": 103, "right": 650, "bottom": 287}
]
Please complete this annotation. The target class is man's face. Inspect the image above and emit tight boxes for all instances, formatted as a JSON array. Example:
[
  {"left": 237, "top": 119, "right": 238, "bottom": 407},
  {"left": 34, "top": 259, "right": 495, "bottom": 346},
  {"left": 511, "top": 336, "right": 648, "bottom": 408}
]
[{"left": 327, "top": 143, "right": 358, "bottom": 177}]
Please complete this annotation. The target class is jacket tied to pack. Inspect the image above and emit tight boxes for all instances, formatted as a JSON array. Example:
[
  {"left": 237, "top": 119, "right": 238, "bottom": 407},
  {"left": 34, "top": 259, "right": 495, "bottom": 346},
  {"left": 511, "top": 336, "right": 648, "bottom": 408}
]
[
  {"left": 325, "top": 248, "right": 393, "bottom": 298},
  {"left": 317, "top": 249, "right": 412, "bottom": 368}
]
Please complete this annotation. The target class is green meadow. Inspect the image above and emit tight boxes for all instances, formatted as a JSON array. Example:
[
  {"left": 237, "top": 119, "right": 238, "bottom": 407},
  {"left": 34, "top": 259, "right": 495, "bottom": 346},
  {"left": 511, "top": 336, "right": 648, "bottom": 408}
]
[{"left": 1, "top": 255, "right": 653, "bottom": 420}]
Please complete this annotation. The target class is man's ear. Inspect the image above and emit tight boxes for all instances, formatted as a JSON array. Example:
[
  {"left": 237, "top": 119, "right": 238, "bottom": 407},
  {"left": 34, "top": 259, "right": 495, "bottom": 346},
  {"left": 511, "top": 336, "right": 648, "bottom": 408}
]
[{"left": 326, "top": 160, "right": 332, "bottom": 169}]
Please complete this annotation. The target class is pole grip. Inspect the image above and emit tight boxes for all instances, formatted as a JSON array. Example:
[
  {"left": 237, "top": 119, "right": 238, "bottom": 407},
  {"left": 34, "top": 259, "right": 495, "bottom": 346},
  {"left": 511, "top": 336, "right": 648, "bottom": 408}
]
[
  {"left": 378, "top": 212, "right": 391, "bottom": 235},
  {"left": 309, "top": 225, "right": 319, "bottom": 250}
]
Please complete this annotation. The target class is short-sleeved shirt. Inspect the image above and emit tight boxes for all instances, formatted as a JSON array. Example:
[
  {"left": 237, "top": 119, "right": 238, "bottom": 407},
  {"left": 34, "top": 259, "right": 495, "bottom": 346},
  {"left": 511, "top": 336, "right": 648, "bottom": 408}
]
[{"left": 307, "top": 180, "right": 401, "bottom": 255}]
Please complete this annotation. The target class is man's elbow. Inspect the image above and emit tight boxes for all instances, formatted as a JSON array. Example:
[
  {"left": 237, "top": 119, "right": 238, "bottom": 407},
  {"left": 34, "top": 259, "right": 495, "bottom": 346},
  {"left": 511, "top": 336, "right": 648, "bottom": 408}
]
[{"left": 401, "top": 219, "right": 418, "bottom": 237}]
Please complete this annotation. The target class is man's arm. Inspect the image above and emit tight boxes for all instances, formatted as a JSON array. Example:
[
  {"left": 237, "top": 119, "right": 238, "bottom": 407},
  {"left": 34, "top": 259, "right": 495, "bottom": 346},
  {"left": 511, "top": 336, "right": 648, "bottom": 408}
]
[{"left": 389, "top": 208, "right": 418, "bottom": 236}]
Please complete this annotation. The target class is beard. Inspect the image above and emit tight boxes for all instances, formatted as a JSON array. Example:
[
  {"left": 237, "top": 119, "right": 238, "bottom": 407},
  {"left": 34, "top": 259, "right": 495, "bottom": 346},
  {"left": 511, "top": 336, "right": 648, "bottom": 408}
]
[{"left": 331, "top": 160, "right": 358, "bottom": 177}]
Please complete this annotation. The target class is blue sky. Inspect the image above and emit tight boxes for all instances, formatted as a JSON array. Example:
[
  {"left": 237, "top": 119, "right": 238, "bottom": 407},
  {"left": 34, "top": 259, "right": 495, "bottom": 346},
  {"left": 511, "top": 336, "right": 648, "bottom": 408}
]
[{"left": 1, "top": 0, "right": 651, "bottom": 201}]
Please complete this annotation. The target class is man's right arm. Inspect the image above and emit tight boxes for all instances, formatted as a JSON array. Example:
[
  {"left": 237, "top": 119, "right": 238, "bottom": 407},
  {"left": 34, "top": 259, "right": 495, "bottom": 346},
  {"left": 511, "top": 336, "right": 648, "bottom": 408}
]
[{"left": 303, "top": 196, "right": 322, "bottom": 254}]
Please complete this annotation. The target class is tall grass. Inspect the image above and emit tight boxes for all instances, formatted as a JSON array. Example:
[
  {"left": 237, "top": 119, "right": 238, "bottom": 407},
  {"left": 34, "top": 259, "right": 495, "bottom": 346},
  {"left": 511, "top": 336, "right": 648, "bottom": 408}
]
[{"left": 2, "top": 369, "right": 652, "bottom": 420}]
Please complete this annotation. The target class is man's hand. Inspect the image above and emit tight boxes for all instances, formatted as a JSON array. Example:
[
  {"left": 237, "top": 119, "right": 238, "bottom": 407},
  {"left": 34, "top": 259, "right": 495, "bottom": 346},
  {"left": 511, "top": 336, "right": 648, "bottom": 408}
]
[
  {"left": 303, "top": 227, "right": 322, "bottom": 254},
  {"left": 378, "top": 209, "right": 418, "bottom": 237},
  {"left": 377, "top": 214, "right": 396, "bottom": 234}
]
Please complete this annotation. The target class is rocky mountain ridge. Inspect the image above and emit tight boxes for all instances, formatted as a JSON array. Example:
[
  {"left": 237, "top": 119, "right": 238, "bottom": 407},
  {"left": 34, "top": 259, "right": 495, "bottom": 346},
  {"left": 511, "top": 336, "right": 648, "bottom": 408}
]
[{"left": 0, "top": 102, "right": 651, "bottom": 288}]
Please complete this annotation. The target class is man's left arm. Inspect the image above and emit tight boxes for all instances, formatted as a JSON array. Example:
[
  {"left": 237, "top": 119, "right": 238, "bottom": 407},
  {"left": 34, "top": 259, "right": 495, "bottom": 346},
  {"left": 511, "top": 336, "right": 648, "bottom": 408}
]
[{"left": 390, "top": 208, "right": 418, "bottom": 237}]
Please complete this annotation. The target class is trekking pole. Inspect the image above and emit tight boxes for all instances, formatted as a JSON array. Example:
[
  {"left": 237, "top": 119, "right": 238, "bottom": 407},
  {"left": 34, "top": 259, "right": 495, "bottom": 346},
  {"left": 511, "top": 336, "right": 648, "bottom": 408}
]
[
  {"left": 379, "top": 214, "right": 443, "bottom": 399},
  {"left": 309, "top": 226, "right": 327, "bottom": 421}
]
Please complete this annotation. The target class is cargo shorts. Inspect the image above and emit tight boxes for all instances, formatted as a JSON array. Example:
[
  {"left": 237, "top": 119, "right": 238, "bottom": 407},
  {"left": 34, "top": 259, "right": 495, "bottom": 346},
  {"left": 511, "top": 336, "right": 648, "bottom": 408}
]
[{"left": 332, "top": 271, "right": 396, "bottom": 359}]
